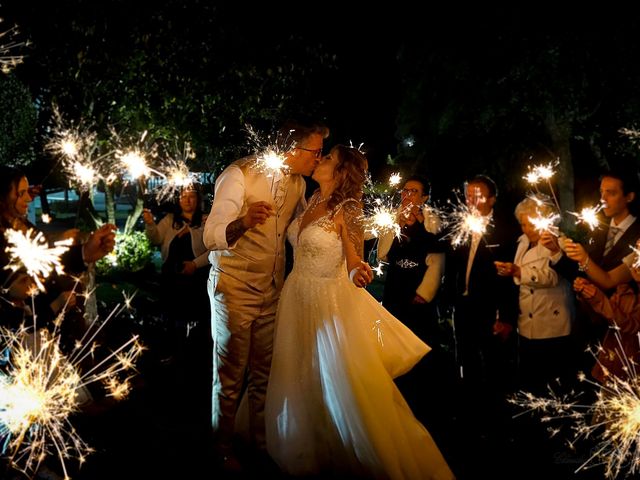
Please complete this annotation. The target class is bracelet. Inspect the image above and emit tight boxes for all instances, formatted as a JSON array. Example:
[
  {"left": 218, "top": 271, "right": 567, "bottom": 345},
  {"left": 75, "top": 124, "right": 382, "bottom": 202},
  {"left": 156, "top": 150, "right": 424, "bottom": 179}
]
[{"left": 578, "top": 257, "right": 590, "bottom": 272}]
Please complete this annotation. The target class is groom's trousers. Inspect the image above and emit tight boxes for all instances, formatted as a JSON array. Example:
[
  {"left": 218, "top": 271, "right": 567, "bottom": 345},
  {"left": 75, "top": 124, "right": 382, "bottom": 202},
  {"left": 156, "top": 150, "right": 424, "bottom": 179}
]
[{"left": 208, "top": 267, "right": 279, "bottom": 453}]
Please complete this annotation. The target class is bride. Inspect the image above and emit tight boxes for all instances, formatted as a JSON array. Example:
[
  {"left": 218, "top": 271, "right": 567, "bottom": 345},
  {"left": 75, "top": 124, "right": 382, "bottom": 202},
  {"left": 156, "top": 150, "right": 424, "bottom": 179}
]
[{"left": 265, "top": 144, "right": 455, "bottom": 479}]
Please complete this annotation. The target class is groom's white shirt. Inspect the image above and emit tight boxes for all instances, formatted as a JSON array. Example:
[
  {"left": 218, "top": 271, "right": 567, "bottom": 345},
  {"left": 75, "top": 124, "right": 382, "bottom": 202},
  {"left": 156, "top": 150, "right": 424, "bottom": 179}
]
[{"left": 204, "top": 156, "right": 306, "bottom": 292}]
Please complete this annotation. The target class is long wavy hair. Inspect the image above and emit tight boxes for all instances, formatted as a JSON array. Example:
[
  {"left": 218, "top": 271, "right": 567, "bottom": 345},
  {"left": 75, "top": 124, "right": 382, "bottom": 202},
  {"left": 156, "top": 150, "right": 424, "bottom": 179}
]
[
  {"left": 326, "top": 145, "right": 368, "bottom": 212},
  {"left": 172, "top": 184, "right": 204, "bottom": 229},
  {"left": 0, "top": 166, "right": 27, "bottom": 228}
]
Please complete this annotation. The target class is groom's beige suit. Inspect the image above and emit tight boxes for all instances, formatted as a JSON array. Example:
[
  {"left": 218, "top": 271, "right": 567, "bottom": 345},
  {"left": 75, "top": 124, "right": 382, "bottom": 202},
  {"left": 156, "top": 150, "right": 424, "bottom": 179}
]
[{"left": 204, "top": 156, "right": 306, "bottom": 452}]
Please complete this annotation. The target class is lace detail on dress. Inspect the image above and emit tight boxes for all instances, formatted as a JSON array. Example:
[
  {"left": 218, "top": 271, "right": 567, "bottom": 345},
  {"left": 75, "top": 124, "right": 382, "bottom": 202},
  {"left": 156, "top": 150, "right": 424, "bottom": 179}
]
[{"left": 287, "top": 195, "right": 355, "bottom": 279}]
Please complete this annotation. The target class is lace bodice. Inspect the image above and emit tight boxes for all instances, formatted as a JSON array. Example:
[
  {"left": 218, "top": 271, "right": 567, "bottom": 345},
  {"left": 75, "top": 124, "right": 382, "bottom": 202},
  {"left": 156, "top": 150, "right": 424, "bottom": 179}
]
[{"left": 288, "top": 212, "right": 346, "bottom": 279}]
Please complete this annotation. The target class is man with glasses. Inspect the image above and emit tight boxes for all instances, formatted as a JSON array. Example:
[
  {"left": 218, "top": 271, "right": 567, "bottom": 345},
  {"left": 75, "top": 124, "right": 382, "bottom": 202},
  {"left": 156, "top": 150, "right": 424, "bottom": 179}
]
[
  {"left": 377, "top": 175, "right": 446, "bottom": 425},
  {"left": 204, "top": 120, "right": 329, "bottom": 473}
]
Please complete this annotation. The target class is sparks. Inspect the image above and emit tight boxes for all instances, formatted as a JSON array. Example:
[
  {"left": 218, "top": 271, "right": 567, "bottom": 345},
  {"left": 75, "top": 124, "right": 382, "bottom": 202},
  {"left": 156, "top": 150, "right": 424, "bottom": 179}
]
[
  {"left": 388, "top": 172, "right": 402, "bottom": 187},
  {"left": 0, "top": 292, "right": 144, "bottom": 478},
  {"left": 509, "top": 328, "right": 640, "bottom": 478},
  {"left": 3, "top": 229, "right": 71, "bottom": 292},
  {"left": 568, "top": 202, "right": 605, "bottom": 231}
]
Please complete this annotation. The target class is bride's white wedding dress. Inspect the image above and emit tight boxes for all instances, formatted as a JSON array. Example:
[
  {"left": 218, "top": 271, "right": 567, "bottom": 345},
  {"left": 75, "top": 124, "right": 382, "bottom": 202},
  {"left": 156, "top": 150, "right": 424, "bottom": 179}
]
[{"left": 265, "top": 201, "right": 455, "bottom": 479}]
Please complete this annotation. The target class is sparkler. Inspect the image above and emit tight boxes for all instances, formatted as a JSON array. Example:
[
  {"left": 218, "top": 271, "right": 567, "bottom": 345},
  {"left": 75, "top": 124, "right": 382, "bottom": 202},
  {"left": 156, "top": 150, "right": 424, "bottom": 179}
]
[
  {"left": 0, "top": 304, "right": 144, "bottom": 478},
  {"left": 153, "top": 142, "right": 199, "bottom": 203},
  {"left": 45, "top": 108, "right": 108, "bottom": 193},
  {"left": 441, "top": 189, "right": 490, "bottom": 248},
  {"left": 388, "top": 172, "right": 402, "bottom": 187},
  {"left": 509, "top": 324, "right": 640, "bottom": 479},
  {"left": 0, "top": 21, "right": 28, "bottom": 74},
  {"left": 0, "top": 268, "right": 144, "bottom": 478},
  {"left": 245, "top": 125, "right": 289, "bottom": 178},
  {"left": 524, "top": 160, "right": 561, "bottom": 212},
  {"left": 568, "top": 202, "right": 605, "bottom": 231},
  {"left": 3, "top": 229, "right": 72, "bottom": 292},
  {"left": 525, "top": 194, "right": 561, "bottom": 236}
]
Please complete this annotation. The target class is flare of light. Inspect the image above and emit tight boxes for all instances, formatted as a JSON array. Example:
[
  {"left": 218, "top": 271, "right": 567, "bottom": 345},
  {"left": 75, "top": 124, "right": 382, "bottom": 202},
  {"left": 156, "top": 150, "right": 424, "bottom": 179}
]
[
  {"left": 366, "top": 203, "right": 401, "bottom": 239},
  {"left": 509, "top": 327, "right": 640, "bottom": 479},
  {"left": 3, "top": 229, "right": 71, "bottom": 291},
  {"left": 442, "top": 195, "right": 490, "bottom": 248},
  {"left": 153, "top": 142, "right": 199, "bottom": 203},
  {"left": 71, "top": 161, "right": 98, "bottom": 189},
  {"left": 0, "top": 22, "right": 28, "bottom": 74},
  {"left": 568, "top": 202, "right": 605, "bottom": 231},
  {"left": 118, "top": 150, "right": 150, "bottom": 180},
  {"left": 528, "top": 212, "right": 561, "bottom": 236},
  {"left": 45, "top": 109, "right": 106, "bottom": 192},
  {"left": 40, "top": 214, "right": 51, "bottom": 224},
  {"left": 524, "top": 161, "right": 558, "bottom": 185},
  {"left": 0, "top": 289, "right": 145, "bottom": 478},
  {"left": 254, "top": 148, "right": 289, "bottom": 178},
  {"left": 244, "top": 124, "right": 290, "bottom": 178},
  {"left": 372, "top": 319, "right": 383, "bottom": 346},
  {"left": 388, "top": 172, "right": 402, "bottom": 187},
  {"left": 372, "top": 262, "right": 386, "bottom": 277}
]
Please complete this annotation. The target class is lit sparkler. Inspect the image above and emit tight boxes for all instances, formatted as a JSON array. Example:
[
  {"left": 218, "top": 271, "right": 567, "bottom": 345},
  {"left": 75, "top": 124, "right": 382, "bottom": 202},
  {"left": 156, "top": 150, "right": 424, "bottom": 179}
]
[
  {"left": 509, "top": 327, "right": 640, "bottom": 479},
  {"left": 3, "top": 229, "right": 72, "bottom": 292},
  {"left": 441, "top": 190, "right": 490, "bottom": 248},
  {"left": 245, "top": 125, "right": 289, "bottom": 178},
  {"left": 568, "top": 202, "right": 605, "bottom": 231},
  {"left": 154, "top": 141, "right": 199, "bottom": 203},
  {"left": 388, "top": 172, "right": 402, "bottom": 187},
  {"left": 45, "top": 109, "right": 107, "bottom": 192},
  {"left": 0, "top": 291, "right": 144, "bottom": 478},
  {"left": 524, "top": 160, "right": 561, "bottom": 212},
  {"left": 0, "top": 21, "right": 28, "bottom": 74}
]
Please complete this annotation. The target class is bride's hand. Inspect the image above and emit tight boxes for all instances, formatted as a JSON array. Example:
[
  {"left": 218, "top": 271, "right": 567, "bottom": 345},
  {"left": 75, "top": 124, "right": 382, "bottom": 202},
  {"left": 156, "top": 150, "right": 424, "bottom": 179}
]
[{"left": 350, "top": 262, "right": 373, "bottom": 288}]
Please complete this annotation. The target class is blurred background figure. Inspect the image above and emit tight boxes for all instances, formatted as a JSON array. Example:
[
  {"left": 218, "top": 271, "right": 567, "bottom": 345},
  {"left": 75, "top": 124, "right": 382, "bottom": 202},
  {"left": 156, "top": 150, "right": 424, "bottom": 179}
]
[{"left": 143, "top": 184, "right": 210, "bottom": 363}]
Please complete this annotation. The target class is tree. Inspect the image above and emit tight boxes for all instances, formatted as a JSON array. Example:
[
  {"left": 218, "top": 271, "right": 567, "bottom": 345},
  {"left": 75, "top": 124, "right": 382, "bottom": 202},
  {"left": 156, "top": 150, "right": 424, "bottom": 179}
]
[
  {"left": 395, "top": 10, "right": 640, "bottom": 215},
  {"left": 0, "top": 73, "right": 36, "bottom": 167}
]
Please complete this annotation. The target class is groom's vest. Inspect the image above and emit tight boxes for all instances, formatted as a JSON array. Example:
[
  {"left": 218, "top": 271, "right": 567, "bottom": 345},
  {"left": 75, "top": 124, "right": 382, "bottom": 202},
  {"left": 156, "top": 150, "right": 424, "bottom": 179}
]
[{"left": 208, "top": 157, "right": 305, "bottom": 293}]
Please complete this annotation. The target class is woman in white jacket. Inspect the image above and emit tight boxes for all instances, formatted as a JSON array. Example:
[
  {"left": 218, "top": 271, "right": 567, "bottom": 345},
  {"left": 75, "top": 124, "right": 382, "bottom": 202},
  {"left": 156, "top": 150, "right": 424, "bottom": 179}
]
[
  {"left": 494, "top": 196, "right": 575, "bottom": 394},
  {"left": 143, "top": 185, "right": 210, "bottom": 355}
]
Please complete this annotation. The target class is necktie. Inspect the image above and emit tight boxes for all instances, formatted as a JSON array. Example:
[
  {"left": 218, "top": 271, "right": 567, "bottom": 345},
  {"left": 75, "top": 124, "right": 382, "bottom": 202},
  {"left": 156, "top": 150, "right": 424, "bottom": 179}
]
[
  {"left": 464, "top": 232, "right": 481, "bottom": 295},
  {"left": 604, "top": 226, "right": 622, "bottom": 256},
  {"left": 273, "top": 174, "right": 289, "bottom": 210}
]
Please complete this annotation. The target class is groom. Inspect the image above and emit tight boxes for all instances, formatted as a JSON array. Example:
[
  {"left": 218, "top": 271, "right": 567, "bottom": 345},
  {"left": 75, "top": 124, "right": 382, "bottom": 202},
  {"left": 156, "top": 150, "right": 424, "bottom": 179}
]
[{"left": 203, "top": 121, "right": 329, "bottom": 470}]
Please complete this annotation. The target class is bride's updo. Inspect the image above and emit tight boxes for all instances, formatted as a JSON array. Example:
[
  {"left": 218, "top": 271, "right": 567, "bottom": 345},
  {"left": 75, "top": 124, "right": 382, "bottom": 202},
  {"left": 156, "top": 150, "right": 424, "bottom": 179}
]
[{"left": 327, "top": 145, "right": 368, "bottom": 211}]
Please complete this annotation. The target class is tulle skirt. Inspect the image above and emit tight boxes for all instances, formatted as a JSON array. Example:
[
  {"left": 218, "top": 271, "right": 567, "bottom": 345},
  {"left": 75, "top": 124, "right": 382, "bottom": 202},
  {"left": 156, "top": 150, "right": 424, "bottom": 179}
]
[{"left": 265, "top": 271, "right": 455, "bottom": 480}]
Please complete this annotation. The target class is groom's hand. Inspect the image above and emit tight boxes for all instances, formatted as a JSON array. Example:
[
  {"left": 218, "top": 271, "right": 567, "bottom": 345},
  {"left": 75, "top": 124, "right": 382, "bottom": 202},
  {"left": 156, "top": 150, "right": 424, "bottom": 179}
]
[{"left": 242, "top": 201, "right": 275, "bottom": 229}]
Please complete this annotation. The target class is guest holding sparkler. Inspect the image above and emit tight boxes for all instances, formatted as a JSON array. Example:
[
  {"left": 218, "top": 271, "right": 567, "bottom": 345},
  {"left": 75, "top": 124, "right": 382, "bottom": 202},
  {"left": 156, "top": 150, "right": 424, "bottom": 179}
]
[
  {"left": 542, "top": 167, "right": 640, "bottom": 377},
  {"left": 0, "top": 166, "right": 116, "bottom": 330},
  {"left": 265, "top": 144, "right": 454, "bottom": 479},
  {"left": 377, "top": 175, "right": 449, "bottom": 430},
  {"left": 203, "top": 121, "right": 329, "bottom": 472},
  {"left": 495, "top": 196, "right": 575, "bottom": 394},
  {"left": 143, "top": 184, "right": 209, "bottom": 360},
  {"left": 573, "top": 248, "right": 640, "bottom": 386},
  {"left": 443, "top": 174, "right": 518, "bottom": 454},
  {"left": 543, "top": 168, "right": 640, "bottom": 285},
  {"left": 378, "top": 175, "right": 445, "bottom": 343}
]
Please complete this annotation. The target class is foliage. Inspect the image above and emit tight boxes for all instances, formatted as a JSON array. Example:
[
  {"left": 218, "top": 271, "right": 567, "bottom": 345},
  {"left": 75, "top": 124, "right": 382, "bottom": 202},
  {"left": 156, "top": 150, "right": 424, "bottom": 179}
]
[
  {"left": 96, "top": 231, "right": 153, "bottom": 275},
  {"left": 7, "top": 1, "right": 337, "bottom": 181},
  {"left": 0, "top": 73, "right": 36, "bottom": 166},
  {"left": 394, "top": 12, "right": 640, "bottom": 208}
]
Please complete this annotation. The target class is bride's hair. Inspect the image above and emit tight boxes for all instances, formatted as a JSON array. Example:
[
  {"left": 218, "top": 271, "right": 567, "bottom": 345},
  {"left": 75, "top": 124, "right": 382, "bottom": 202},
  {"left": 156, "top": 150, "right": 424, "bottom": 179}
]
[{"left": 327, "top": 145, "right": 368, "bottom": 211}]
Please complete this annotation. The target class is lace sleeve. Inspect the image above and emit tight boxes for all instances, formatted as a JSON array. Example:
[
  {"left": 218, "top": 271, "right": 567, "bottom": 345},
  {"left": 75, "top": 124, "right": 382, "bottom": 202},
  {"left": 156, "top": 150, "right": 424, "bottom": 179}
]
[{"left": 338, "top": 199, "right": 365, "bottom": 259}]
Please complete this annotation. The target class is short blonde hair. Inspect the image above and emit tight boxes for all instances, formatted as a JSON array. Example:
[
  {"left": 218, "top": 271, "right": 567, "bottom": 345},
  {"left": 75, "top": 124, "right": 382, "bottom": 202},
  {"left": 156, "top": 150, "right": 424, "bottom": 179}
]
[{"left": 514, "top": 195, "right": 553, "bottom": 220}]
